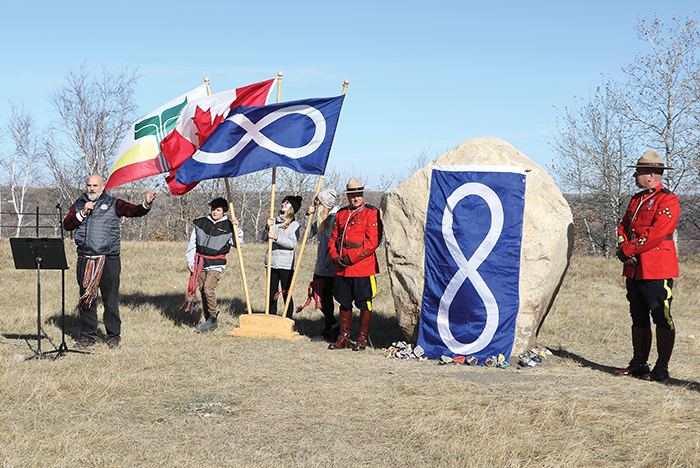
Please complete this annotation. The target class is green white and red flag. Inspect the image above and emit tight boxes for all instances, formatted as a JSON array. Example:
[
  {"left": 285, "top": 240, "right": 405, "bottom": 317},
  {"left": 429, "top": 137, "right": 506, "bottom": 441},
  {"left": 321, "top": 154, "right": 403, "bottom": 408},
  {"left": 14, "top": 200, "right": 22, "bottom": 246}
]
[
  {"left": 105, "top": 79, "right": 275, "bottom": 192},
  {"left": 104, "top": 84, "right": 209, "bottom": 190}
]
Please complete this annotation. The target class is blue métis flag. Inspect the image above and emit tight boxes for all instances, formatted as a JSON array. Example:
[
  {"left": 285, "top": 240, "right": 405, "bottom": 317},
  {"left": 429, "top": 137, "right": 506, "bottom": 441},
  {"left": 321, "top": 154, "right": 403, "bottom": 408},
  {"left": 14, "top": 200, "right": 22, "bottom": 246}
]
[
  {"left": 176, "top": 95, "right": 345, "bottom": 184},
  {"left": 417, "top": 165, "right": 526, "bottom": 364}
]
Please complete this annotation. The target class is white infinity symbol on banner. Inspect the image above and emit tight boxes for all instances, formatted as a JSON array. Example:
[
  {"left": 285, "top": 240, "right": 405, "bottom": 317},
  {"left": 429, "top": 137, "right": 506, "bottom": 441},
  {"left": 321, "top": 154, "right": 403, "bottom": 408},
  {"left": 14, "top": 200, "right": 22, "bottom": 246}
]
[
  {"left": 193, "top": 104, "right": 326, "bottom": 164},
  {"left": 437, "top": 182, "right": 504, "bottom": 354}
]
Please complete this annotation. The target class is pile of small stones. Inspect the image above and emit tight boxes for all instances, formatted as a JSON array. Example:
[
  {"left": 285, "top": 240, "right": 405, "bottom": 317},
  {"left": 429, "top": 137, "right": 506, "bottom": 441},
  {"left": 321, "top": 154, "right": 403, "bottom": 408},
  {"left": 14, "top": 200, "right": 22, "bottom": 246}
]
[
  {"left": 517, "top": 343, "right": 552, "bottom": 368},
  {"left": 384, "top": 341, "right": 552, "bottom": 368}
]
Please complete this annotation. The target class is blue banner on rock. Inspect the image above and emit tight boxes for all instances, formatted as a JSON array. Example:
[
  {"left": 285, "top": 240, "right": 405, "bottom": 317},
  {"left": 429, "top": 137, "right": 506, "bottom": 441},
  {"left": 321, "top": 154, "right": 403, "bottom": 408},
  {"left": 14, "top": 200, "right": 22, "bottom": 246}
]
[{"left": 417, "top": 165, "right": 526, "bottom": 364}]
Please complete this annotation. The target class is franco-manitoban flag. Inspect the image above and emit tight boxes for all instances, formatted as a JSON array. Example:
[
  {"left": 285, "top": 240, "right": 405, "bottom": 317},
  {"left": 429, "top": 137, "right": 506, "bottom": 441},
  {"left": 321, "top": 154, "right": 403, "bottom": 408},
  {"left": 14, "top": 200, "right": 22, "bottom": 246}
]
[
  {"left": 417, "top": 165, "right": 526, "bottom": 365},
  {"left": 104, "top": 84, "right": 208, "bottom": 190},
  {"left": 162, "top": 79, "right": 276, "bottom": 195},
  {"left": 175, "top": 95, "right": 345, "bottom": 185}
]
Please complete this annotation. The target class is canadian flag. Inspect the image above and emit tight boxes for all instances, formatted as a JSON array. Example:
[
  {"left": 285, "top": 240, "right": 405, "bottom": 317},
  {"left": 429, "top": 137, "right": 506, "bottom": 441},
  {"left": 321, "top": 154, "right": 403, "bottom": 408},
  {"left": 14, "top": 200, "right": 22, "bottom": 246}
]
[{"left": 162, "top": 79, "right": 275, "bottom": 195}]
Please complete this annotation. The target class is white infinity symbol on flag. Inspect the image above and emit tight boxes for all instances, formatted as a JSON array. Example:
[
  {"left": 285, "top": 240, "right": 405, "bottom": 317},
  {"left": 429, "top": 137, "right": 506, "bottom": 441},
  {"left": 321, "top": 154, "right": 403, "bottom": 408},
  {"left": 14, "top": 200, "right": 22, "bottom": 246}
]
[
  {"left": 193, "top": 104, "right": 326, "bottom": 164},
  {"left": 437, "top": 182, "right": 503, "bottom": 354}
]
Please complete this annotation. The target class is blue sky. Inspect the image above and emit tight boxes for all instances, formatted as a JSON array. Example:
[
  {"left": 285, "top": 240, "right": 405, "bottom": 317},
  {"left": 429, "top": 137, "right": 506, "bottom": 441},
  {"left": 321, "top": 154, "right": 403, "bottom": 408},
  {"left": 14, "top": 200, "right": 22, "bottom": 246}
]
[{"left": 1, "top": 1, "right": 698, "bottom": 190}]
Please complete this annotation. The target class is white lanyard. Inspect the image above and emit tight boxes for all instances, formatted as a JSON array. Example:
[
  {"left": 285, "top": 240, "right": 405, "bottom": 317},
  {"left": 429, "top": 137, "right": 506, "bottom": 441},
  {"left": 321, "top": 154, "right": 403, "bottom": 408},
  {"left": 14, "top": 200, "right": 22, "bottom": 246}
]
[{"left": 627, "top": 189, "right": 657, "bottom": 238}]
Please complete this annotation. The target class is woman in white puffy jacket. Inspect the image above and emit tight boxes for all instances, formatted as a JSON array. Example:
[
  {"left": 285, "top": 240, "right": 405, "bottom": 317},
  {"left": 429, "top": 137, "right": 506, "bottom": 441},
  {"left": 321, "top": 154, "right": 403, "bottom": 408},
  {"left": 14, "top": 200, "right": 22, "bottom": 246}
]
[{"left": 261, "top": 195, "right": 301, "bottom": 317}]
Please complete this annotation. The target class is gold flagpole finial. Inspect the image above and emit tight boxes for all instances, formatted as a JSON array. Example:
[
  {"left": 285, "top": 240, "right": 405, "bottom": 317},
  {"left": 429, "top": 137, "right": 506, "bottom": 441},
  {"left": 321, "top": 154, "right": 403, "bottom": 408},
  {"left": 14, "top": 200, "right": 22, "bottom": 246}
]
[
  {"left": 204, "top": 77, "right": 212, "bottom": 96},
  {"left": 276, "top": 72, "right": 283, "bottom": 103},
  {"left": 342, "top": 79, "right": 349, "bottom": 95}
]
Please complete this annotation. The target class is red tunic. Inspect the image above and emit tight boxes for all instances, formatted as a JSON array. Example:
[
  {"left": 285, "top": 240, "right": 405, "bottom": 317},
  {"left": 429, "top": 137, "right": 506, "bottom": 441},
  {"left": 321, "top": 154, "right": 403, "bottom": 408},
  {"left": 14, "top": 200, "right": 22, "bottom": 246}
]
[
  {"left": 617, "top": 184, "right": 680, "bottom": 280},
  {"left": 328, "top": 202, "right": 382, "bottom": 277}
]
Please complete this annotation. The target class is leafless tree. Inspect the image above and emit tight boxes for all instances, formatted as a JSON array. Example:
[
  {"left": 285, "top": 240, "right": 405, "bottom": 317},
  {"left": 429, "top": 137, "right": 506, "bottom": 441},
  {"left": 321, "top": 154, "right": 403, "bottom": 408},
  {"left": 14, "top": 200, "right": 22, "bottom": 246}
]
[
  {"left": 276, "top": 168, "right": 316, "bottom": 195},
  {"left": 399, "top": 145, "right": 436, "bottom": 182},
  {"left": 45, "top": 63, "right": 140, "bottom": 203},
  {"left": 614, "top": 14, "right": 700, "bottom": 192},
  {"left": 375, "top": 172, "right": 397, "bottom": 193},
  {"left": 320, "top": 166, "right": 345, "bottom": 192},
  {"left": 0, "top": 103, "right": 44, "bottom": 236},
  {"left": 232, "top": 171, "right": 272, "bottom": 240},
  {"left": 551, "top": 85, "right": 637, "bottom": 256}
]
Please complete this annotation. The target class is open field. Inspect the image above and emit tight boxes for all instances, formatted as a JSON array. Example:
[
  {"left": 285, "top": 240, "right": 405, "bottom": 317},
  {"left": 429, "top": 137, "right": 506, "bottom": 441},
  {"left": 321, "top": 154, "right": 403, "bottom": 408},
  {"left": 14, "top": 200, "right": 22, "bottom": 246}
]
[{"left": 1, "top": 240, "right": 699, "bottom": 467}]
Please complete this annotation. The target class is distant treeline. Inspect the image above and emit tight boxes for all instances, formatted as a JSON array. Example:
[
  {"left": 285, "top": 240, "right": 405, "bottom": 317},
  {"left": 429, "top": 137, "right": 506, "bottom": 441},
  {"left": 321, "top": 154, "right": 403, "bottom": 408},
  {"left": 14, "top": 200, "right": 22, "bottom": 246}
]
[
  {"left": 3, "top": 185, "right": 699, "bottom": 257},
  {"left": 564, "top": 193, "right": 700, "bottom": 258},
  {"left": 0, "top": 185, "right": 383, "bottom": 245}
]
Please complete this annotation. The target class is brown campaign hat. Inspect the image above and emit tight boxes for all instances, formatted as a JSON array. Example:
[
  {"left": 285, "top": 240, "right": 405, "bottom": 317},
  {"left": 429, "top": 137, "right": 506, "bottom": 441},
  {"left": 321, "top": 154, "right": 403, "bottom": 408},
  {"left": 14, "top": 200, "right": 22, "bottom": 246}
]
[
  {"left": 344, "top": 177, "right": 364, "bottom": 194},
  {"left": 627, "top": 151, "right": 674, "bottom": 170}
]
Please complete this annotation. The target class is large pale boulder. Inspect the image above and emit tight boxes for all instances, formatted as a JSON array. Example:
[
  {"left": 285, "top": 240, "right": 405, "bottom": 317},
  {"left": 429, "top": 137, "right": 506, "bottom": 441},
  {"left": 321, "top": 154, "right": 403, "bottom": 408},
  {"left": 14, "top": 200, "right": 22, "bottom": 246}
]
[{"left": 381, "top": 137, "right": 573, "bottom": 356}]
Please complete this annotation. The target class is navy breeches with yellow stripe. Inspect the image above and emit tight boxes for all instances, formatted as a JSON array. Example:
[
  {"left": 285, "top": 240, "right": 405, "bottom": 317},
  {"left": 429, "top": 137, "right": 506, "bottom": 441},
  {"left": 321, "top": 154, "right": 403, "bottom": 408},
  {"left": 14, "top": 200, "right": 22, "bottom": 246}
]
[
  {"left": 333, "top": 275, "right": 377, "bottom": 311},
  {"left": 626, "top": 278, "right": 674, "bottom": 330}
]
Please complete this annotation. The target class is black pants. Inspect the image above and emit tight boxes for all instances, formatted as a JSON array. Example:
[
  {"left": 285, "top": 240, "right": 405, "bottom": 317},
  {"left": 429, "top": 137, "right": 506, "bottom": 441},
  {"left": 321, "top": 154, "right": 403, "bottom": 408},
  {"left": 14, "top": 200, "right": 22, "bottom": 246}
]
[
  {"left": 76, "top": 255, "right": 121, "bottom": 341},
  {"left": 314, "top": 274, "right": 337, "bottom": 329},
  {"left": 626, "top": 277, "right": 675, "bottom": 330},
  {"left": 333, "top": 275, "right": 376, "bottom": 311},
  {"left": 270, "top": 268, "right": 294, "bottom": 318}
]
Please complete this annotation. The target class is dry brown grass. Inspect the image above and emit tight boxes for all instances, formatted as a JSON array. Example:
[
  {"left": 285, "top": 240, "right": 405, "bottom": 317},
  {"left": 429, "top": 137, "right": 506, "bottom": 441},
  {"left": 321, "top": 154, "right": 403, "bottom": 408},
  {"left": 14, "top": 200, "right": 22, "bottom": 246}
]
[{"left": 1, "top": 240, "right": 700, "bottom": 467}]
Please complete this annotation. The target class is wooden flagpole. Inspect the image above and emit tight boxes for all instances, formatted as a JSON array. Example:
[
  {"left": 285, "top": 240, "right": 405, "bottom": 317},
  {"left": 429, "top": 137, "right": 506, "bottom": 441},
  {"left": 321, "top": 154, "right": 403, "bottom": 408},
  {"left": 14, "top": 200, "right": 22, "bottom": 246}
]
[
  {"left": 225, "top": 180, "right": 252, "bottom": 314},
  {"left": 282, "top": 176, "right": 323, "bottom": 317},
  {"left": 203, "top": 77, "right": 253, "bottom": 315},
  {"left": 282, "top": 79, "right": 349, "bottom": 317},
  {"left": 229, "top": 71, "right": 301, "bottom": 339},
  {"left": 265, "top": 71, "right": 283, "bottom": 315}
]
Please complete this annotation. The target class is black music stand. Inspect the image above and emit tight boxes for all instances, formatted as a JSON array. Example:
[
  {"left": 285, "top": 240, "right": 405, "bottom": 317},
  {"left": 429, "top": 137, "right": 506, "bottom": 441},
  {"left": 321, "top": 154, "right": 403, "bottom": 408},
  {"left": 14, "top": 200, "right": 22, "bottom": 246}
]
[{"left": 9, "top": 238, "right": 83, "bottom": 360}]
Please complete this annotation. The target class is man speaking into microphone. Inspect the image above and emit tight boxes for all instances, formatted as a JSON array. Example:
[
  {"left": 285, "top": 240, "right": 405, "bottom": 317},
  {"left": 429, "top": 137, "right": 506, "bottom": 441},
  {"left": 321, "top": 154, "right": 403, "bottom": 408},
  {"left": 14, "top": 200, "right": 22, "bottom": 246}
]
[{"left": 63, "top": 174, "right": 156, "bottom": 349}]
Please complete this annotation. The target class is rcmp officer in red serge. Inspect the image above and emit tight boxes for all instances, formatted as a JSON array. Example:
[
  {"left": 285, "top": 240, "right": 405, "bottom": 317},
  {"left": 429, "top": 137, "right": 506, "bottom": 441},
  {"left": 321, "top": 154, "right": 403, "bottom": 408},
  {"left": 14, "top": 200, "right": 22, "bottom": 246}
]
[
  {"left": 328, "top": 177, "right": 383, "bottom": 351},
  {"left": 614, "top": 151, "right": 680, "bottom": 382}
]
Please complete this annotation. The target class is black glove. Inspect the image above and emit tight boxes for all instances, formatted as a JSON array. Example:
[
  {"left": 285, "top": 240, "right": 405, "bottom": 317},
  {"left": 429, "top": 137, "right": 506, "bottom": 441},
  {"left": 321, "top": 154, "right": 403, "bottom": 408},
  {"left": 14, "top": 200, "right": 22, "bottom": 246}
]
[
  {"left": 332, "top": 257, "right": 345, "bottom": 268},
  {"left": 616, "top": 247, "right": 629, "bottom": 263},
  {"left": 340, "top": 255, "right": 351, "bottom": 266}
]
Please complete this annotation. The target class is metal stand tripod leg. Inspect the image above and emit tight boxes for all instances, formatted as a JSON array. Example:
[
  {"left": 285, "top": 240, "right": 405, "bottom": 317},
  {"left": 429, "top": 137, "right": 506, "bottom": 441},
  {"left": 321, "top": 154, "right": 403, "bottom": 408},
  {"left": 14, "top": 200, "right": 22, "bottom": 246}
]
[{"left": 43, "top": 269, "right": 90, "bottom": 359}]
